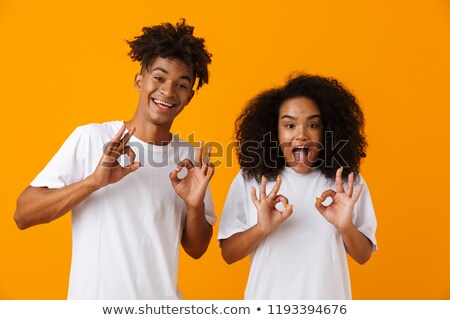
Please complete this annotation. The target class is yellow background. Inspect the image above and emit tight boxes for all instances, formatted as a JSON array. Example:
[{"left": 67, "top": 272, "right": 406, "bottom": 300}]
[{"left": 1, "top": 0, "right": 450, "bottom": 299}]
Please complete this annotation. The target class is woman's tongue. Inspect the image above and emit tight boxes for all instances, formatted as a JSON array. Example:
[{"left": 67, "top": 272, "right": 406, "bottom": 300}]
[{"left": 293, "top": 148, "right": 308, "bottom": 164}]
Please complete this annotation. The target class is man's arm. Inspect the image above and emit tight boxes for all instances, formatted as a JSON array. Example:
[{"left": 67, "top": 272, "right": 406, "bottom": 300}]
[
  {"left": 181, "top": 204, "right": 213, "bottom": 259},
  {"left": 14, "top": 179, "right": 98, "bottom": 229},
  {"left": 14, "top": 125, "right": 139, "bottom": 229},
  {"left": 169, "top": 141, "right": 215, "bottom": 259}
]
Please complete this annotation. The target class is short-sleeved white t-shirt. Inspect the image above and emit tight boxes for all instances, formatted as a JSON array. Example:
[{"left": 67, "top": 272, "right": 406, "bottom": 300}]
[
  {"left": 31, "top": 121, "right": 216, "bottom": 299},
  {"left": 218, "top": 167, "right": 377, "bottom": 299}
]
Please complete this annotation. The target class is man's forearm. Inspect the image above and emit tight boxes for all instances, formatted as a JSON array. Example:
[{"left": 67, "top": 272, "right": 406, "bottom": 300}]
[
  {"left": 181, "top": 203, "right": 213, "bottom": 259},
  {"left": 14, "top": 176, "right": 99, "bottom": 230}
]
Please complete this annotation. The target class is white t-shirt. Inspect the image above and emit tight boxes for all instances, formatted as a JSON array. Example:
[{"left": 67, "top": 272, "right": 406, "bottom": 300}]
[
  {"left": 218, "top": 167, "right": 377, "bottom": 299},
  {"left": 31, "top": 121, "right": 216, "bottom": 299}
]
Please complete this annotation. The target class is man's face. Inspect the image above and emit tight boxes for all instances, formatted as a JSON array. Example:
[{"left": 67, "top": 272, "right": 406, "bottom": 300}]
[
  {"left": 278, "top": 96, "right": 323, "bottom": 174},
  {"left": 134, "top": 56, "right": 195, "bottom": 128}
]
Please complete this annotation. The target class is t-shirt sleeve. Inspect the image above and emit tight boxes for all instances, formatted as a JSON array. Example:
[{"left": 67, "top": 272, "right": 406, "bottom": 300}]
[
  {"left": 30, "top": 127, "right": 87, "bottom": 189},
  {"left": 204, "top": 185, "right": 217, "bottom": 225},
  {"left": 353, "top": 176, "right": 378, "bottom": 252},
  {"left": 218, "top": 171, "right": 252, "bottom": 240}
]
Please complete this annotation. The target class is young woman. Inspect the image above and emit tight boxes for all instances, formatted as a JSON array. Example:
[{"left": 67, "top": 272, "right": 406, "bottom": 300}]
[{"left": 218, "top": 74, "right": 377, "bottom": 299}]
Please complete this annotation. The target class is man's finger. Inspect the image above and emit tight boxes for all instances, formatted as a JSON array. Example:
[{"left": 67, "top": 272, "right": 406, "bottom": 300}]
[
  {"left": 169, "top": 169, "right": 181, "bottom": 187},
  {"left": 123, "top": 146, "right": 136, "bottom": 165},
  {"left": 106, "top": 145, "right": 122, "bottom": 158},
  {"left": 177, "top": 158, "right": 195, "bottom": 170},
  {"left": 205, "top": 161, "right": 215, "bottom": 181},
  {"left": 101, "top": 158, "right": 120, "bottom": 168},
  {"left": 194, "top": 140, "right": 204, "bottom": 167},
  {"left": 202, "top": 144, "right": 211, "bottom": 170},
  {"left": 111, "top": 124, "right": 126, "bottom": 142},
  {"left": 121, "top": 126, "right": 136, "bottom": 147},
  {"left": 122, "top": 162, "right": 140, "bottom": 176}
]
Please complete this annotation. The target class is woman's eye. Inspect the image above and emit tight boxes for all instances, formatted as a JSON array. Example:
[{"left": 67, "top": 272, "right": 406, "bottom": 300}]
[
  {"left": 286, "top": 124, "right": 294, "bottom": 129},
  {"left": 308, "top": 123, "right": 320, "bottom": 128}
]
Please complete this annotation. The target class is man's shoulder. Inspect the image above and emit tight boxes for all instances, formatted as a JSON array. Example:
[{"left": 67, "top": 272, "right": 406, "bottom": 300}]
[{"left": 72, "top": 121, "right": 123, "bottom": 140}]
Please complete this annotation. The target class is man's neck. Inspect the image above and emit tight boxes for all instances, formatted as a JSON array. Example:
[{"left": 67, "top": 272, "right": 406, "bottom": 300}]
[{"left": 124, "top": 118, "right": 173, "bottom": 146}]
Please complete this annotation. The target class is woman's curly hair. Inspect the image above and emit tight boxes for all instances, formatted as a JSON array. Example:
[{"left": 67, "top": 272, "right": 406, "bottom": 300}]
[
  {"left": 127, "top": 19, "right": 212, "bottom": 90},
  {"left": 235, "top": 73, "right": 367, "bottom": 182}
]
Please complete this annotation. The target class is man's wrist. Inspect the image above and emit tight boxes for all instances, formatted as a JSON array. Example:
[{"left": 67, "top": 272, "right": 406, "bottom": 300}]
[
  {"left": 84, "top": 175, "right": 103, "bottom": 192},
  {"left": 186, "top": 202, "right": 205, "bottom": 212}
]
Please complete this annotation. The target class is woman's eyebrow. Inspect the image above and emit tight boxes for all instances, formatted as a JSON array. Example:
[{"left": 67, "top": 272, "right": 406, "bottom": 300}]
[{"left": 280, "top": 114, "right": 321, "bottom": 120}]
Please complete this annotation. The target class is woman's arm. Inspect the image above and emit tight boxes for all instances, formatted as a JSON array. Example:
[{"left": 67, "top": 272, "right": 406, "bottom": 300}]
[{"left": 220, "top": 176, "right": 293, "bottom": 264}]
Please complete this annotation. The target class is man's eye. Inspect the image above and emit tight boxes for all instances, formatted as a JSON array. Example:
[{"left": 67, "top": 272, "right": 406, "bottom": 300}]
[
  {"left": 177, "top": 83, "right": 188, "bottom": 89},
  {"left": 154, "top": 77, "right": 163, "bottom": 81}
]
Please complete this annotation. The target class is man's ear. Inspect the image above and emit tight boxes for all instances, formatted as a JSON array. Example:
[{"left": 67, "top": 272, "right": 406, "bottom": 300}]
[
  {"left": 134, "top": 73, "right": 143, "bottom": 91},
  {"left": 186, "top": 89, "right": 195, "bottom": 105}
]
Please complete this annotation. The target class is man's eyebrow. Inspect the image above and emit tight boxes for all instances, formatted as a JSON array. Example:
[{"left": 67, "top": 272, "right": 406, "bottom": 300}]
[
  {"left": 280, "top": 114, "right": 321, "bottom": 120},
  {"left": 151, "top": 66, "right": 193, "bottom": 84}
]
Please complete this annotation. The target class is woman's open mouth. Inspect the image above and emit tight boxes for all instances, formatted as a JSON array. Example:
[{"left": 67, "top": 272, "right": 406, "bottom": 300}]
[{"left": 292, "top": 146, "right": 310, "bottom": 164}]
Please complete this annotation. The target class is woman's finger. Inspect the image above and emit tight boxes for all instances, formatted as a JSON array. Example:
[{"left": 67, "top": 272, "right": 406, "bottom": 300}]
[
  {"left": 315, "top": 189, "right": 337, "bottom": 216},
  {"left": 251, "top": 186, "right": 259, "bottom": 206},
  {"left": 268, "top": 176, "right": 282, "bottom": 199},
  {"left": 260, "top": 175, "right": 267, "bottom": 199},
  {"left": 336, "top": 167, "right": 345, "bottom": 193},
  {"left": 346, "top": 172, "right": 354, "bottom": 197}
]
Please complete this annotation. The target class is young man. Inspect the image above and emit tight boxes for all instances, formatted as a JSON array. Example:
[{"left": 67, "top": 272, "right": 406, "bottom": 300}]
[{"left": 14, "top": 19, "right": 215, "bottom": 299}]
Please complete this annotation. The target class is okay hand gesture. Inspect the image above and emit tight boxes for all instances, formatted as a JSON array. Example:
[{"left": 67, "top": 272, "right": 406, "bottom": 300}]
[
  {"left": 315, "top": 167, "right": 363, "bottom": 233},
  {"left": 90, "top": 124, "right": 140, "bottom": 189},
  {"left": 251, "top": 175, "right": 293, "bottom": 235},
  {"left": 169, "top": 141, "right": 214, "bottom": 209}
]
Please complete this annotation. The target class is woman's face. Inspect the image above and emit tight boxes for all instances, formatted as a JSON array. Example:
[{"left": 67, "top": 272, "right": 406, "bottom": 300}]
[{"left": 278, "top": 96, "right": 323, "bottom": 173}]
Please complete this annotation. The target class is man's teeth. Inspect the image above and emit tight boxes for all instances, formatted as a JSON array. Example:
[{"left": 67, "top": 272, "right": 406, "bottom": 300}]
[{"left": 154, "top": 99, "right": 175, "bottom": 108}]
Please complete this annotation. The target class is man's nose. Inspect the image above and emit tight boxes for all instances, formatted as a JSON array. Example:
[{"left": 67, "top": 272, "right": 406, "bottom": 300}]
[{"left": 160, "top": 81, "right": 175, "bottom": 98}]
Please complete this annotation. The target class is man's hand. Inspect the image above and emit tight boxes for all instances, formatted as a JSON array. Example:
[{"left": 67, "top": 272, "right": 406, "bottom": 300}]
[
  {"left": 169, "top": 141, "right": 214, "bottom": 209},
  {"left": 89, "top": 124, "right": 141, "bottom": 190}
]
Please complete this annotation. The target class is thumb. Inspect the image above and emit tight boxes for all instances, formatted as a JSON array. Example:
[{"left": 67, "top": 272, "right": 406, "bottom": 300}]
[
  {"left": 122, "top": 162, "right": 141, "bottom": 176},
  {"left": 281, "top": 203, "right": 294, "bottom": 220},
  {"left": 169, "top": 167, "right": 182, "bottom": 187},
  {"left": 315, "top": 189, "right": 336, "bottom": 216}
]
